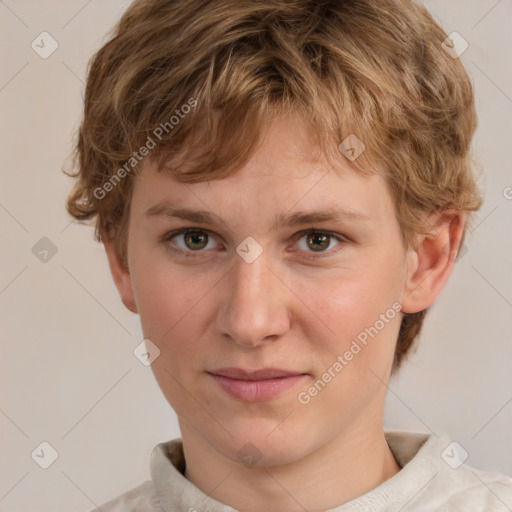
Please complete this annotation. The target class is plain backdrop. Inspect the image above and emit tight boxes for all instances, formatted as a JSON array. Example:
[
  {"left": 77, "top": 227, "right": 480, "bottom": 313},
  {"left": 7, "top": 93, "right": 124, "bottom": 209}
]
[{"left": 0, "top": 0, "right": 511, "bottom": 510}]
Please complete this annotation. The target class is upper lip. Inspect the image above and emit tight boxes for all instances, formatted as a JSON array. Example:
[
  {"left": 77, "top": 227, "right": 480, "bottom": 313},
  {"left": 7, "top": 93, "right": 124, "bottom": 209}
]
[{"left": 208, "top": 367, "right": 306, "bottom": 380}]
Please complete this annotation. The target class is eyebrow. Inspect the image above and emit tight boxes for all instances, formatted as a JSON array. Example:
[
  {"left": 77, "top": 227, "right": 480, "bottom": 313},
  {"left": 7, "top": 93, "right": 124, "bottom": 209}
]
[{"left": 144, "top": 202, "right": 371, "bottom": 231}]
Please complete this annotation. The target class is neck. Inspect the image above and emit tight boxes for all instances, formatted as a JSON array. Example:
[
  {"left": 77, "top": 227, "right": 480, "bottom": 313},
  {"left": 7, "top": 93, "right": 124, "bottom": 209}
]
[{"left": 180, "top": 419, "right": 401, "bottom": 511}]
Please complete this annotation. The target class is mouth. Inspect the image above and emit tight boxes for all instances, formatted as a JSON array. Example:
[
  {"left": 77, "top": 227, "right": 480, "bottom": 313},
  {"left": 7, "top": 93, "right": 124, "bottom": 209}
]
[{"left": 207, "top": 367, "right": 309, "bottom": 402}]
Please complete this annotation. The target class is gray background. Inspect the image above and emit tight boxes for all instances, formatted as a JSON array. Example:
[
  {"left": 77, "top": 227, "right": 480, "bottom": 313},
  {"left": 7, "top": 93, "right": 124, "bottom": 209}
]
[{"left": 0, "top": 0, "right": 511, "bottom": 510}]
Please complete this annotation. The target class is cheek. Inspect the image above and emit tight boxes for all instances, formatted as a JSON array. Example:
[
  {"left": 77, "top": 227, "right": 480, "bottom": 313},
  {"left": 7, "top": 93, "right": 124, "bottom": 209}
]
[
  {"left": 307, "top": 273, "right": 398, "bottom": 336},
  {"left": 295, "top": 273, "right": 402, "bottom": 420},
  {"left": 298, "top": 263, "right": 403, "bottom": 371},
  {"left": 130, "top": 256, "right": 214, "bottom": 356}
]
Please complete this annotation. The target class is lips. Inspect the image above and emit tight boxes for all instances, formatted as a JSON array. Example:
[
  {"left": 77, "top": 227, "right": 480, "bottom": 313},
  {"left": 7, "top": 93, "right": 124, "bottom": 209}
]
[
  {"left": 207, "top": 367, "right": 309, "bottom": 401},
  {"left": 208, "top": 367, "right": 305, "bottom": 380}
]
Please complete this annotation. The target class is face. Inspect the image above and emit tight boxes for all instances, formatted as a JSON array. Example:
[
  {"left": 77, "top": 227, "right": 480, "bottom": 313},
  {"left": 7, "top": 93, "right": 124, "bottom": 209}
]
[{"left": 121, "top": 114, "right": 414, "bottom": 466}]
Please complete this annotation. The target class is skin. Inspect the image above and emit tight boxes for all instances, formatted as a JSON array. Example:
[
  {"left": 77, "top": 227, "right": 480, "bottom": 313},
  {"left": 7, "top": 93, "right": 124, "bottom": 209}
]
[{"left": 104, "top": 113, "right": 465, "bottom": 511}]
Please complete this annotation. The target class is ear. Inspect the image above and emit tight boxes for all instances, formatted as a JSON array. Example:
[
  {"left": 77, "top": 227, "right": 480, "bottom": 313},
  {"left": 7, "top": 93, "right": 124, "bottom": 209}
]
[
  {"left": 401, "top": 211, "right": 466, "bottom": 314},
  {"left": 101, "top": 228, "right": 138, "bottom": 314}
]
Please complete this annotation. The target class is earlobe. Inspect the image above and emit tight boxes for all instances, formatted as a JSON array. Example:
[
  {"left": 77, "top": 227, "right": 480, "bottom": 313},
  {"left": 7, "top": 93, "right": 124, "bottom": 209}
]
[
  {"left": 101, "top": 229, "right": 138, "bottom": 314},
  {"left": 401, "top": 212, "right": 466, "bottom": 314}
]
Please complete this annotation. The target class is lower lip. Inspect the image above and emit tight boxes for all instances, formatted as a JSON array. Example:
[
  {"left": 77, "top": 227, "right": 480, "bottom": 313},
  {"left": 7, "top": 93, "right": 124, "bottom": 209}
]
[{"left": 209, "top": 373, "right": 308, "bottom": 402}]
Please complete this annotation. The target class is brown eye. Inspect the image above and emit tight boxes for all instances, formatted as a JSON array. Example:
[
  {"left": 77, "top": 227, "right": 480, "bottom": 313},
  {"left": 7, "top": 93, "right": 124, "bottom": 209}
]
[
  {"left": 294, "top": 230, "right": 346, "bottom": 259},
  {"left": 181, "top": 230, "right": 209, "bottom": 251},
  {"left": 162, "top": 228, "right": 346, "bottom": 260},
  {"left": 305, "top": 232, "right": 330, "bottom": 252},
  {"left": 163, "top": 228, "right": 218, "bottom": 257}
]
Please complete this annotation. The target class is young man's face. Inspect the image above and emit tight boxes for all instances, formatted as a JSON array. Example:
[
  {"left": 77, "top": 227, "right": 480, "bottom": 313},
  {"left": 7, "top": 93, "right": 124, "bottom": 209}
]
[{"left": 115, "top": 114, "right": 415, "bottom": 466}]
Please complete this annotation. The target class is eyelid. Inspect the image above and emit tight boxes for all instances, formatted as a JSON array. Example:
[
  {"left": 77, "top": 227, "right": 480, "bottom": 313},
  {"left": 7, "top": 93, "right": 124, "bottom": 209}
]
[
  {"left": 162, "top": 228, "right": 222, "bottom": 258},
  {"left": 291, "top": 229, "right": 347, "bottom": 259},
  {"left": 162, "top": 227, "right": 348, "bottom": 259}
]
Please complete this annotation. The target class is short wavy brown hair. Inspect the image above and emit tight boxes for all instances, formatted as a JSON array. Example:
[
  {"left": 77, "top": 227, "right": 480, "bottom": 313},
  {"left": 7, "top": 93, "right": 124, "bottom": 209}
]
[{"left": 65, "top": 0, "right": 483, "bottom": 373}]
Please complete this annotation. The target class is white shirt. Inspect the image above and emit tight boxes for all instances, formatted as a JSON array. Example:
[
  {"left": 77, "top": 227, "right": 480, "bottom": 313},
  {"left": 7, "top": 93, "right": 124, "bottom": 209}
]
[{"left": 91, "top": 430, "right": 512, "bottom": 511}]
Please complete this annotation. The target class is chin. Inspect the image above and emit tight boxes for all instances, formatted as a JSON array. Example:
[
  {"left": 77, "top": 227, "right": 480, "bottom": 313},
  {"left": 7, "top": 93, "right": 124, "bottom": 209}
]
[{"left": 212, "top": 425, "right": 308, "bottom": 468}]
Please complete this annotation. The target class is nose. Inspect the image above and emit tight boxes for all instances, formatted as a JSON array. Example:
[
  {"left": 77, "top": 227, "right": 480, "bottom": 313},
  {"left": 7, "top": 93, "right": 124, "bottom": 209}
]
[{"left": 215, "top": 247, "right": 291, "bottom": 348}]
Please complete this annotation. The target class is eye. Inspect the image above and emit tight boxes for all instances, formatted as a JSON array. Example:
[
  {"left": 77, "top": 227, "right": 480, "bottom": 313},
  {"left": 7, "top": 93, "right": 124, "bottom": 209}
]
[
  {"left": 293, "top": 229, "right": 346, "bottom": 259},
  {"left": 162, "top": 228, "right": 219, "bottom": 258},
  {"left": 161, "top": 228, "right": 347, "bottom": 259}
]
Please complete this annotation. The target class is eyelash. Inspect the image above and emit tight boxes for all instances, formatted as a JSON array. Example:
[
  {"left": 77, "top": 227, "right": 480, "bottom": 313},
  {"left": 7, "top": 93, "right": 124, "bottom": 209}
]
[{"left": 161, "top": 228, "right": 348, "bottom": 260}]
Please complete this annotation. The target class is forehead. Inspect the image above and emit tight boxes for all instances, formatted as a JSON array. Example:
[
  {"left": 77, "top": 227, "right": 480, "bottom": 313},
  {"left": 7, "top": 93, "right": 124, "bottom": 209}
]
[{"left": 131, "top": 114, "right": 395, "bottom": 232}]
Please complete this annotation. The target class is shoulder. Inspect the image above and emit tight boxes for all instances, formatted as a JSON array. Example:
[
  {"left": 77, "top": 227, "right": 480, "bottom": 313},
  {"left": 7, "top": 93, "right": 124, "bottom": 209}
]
[
  {"left": 443, "top": 465, "right": 512, "bottom": 511},
  {"left": 384, "top": 431, "right": 512, "bottom": 512},
  {"left": 86, "top": 438, "right": 185, "bottom": 512},
  {"left": 423, "top": 462, "right": 512, "bottom": 511},
  {"left": 87, "top": 480, "right": 163, "bottom": 512}
]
